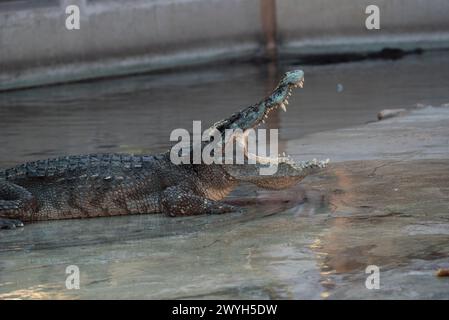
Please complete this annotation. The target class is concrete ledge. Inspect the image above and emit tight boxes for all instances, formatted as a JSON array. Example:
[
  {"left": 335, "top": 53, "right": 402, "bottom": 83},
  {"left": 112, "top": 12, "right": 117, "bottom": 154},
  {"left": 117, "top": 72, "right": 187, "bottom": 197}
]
[
  {"left": 0, "top": 43, "right": 260, "bottom": 91},
  {"left": 279, "top": 33, "right": 449, "bottom": 56}
]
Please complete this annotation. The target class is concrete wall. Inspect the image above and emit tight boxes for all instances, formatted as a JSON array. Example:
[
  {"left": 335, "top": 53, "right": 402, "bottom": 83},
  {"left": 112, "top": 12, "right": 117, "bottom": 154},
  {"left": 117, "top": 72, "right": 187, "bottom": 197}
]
[
  {"left": 0, "top": 0, "right": 263, "bottom": 90},
  {"left": 1, "top": 0, "right": 449, "bottom": 90},
  {"left": 277, "top": 0, "right": 449, "bottom": 54}
]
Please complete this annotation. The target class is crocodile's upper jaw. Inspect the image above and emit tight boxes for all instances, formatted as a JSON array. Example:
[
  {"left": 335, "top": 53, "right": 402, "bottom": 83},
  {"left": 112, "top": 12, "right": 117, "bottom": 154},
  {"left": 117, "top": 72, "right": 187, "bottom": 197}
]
[
  {"left": 251, "top": 70, "right": 305, "bottom": 129},
  {"left": 210, "top": 70, "right": 305, "bottom": 133}
]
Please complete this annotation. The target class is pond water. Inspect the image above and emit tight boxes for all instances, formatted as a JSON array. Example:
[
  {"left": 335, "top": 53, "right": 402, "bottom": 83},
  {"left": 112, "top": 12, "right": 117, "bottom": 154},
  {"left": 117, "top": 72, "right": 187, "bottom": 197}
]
[{"left": 0, "top": 51, "right": 449, "bottom": 299}]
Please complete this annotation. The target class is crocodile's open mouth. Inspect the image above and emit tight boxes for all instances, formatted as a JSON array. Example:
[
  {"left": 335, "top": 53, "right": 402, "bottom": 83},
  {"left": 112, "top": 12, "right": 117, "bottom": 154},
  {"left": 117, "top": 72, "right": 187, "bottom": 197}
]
[
  {"left": 203, "top": 70, "right": 317, "bottom": 168},
  {"left": 197, "top": 69, "right": 328, "bottom": 172}
]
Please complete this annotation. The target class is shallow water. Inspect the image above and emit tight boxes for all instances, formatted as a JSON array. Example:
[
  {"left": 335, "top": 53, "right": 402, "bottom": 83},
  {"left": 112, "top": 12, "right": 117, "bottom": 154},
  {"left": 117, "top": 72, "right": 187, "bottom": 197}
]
[{"left": 1, "top": 51, "right": 449, "bottom": 299}]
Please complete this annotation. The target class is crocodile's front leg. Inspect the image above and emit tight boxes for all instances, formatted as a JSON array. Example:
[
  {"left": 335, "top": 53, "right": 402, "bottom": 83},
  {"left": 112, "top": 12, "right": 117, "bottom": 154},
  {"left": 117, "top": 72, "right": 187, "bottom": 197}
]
[
  {"left": 160, "top": 186, "right": 240, "bottom": 217},
  {"left": 0, "top": 181, "right": 38, "bottom": 228}
]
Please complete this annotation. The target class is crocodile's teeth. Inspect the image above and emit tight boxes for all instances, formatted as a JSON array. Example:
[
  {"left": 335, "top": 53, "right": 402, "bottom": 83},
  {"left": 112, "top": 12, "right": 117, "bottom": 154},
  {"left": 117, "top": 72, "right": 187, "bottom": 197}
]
[
  {"left": 262, "top": 119, "right": 265, "bottom": 124},
  {"left": 280, "top": 103, "right": 287, "bottom": 112},
  {"left": 284, "top": 100, "right": 289, "bottom": 105},
  {"left": 299, "top": 82, "right": 304, "bottom": 88}
]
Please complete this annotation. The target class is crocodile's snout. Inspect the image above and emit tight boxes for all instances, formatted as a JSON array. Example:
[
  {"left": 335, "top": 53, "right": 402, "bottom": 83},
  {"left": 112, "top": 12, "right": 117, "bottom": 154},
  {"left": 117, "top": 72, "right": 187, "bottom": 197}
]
[
  {"left": 280, "top": 70, "right": 304, "bottom": 87},
  {"left": 259, "top": 69, "right": 304, "bottom": 120}
]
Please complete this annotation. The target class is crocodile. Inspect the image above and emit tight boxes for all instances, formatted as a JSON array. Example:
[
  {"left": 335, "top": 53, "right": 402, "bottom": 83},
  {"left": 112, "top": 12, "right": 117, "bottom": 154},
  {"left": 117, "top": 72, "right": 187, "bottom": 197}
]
[{"left": 0, "top": 70, "right": 329, "bottom": 229}]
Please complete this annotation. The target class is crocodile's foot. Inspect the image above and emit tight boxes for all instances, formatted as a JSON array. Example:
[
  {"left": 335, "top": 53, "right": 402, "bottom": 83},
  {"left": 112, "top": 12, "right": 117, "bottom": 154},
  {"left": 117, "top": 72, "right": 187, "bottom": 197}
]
[
  {"left": 161, "top": 186, "right": 243, "bottom": 217},
  {"left": 0, "top": 218, "right": 24, "bottom": 230}
]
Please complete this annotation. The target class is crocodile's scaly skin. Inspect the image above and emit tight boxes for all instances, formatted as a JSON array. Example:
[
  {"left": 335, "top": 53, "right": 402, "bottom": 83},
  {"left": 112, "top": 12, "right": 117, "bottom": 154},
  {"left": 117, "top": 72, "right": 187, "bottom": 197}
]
[
  {"left": 0, "top": 70, "right": 329, "bottom": 228},
  {"left": 0, "top": 153, "right": 239, "bottom": 222}
]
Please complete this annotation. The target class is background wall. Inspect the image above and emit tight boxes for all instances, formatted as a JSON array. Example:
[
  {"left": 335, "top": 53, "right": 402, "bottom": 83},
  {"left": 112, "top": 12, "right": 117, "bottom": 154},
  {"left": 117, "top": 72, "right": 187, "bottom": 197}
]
[
  {"left": 277, "top": 0, "right": 449, "bottom": 54},
  {"left": 1, "top": 0, "right": 448, "bottom": 90}
]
